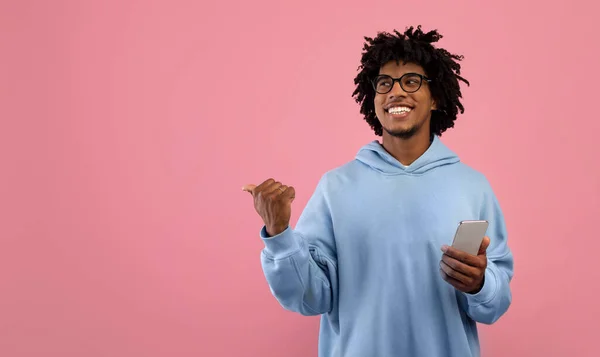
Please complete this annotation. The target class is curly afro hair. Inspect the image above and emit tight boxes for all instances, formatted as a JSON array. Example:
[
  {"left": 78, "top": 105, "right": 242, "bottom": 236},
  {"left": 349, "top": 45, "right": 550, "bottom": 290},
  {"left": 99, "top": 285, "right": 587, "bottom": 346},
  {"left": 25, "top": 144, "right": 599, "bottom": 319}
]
[{"left": 352, "top": 25, "right": 470, "bottom": 137}]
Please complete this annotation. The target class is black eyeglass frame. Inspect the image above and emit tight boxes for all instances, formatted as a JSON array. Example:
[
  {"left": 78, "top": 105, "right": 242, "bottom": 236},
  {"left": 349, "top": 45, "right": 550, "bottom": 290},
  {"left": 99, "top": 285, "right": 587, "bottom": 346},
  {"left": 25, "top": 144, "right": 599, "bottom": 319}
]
[{"left": 371, "top": 73, "right": 432, "bottom": 94}]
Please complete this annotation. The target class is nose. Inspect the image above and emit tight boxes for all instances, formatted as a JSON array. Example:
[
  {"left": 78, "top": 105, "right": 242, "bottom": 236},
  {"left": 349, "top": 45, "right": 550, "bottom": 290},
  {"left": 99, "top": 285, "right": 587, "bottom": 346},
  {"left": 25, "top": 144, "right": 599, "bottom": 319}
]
[{"left": 388, "top": 80, "right": 407, "bottom": 99}]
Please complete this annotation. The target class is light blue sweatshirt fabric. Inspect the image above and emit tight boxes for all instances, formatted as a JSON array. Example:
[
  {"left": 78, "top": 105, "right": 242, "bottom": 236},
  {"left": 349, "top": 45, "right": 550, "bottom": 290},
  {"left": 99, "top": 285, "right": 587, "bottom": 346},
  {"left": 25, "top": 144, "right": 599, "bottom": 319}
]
[{"left": 259, "top": 135, "right": 513, "bottom": 357}]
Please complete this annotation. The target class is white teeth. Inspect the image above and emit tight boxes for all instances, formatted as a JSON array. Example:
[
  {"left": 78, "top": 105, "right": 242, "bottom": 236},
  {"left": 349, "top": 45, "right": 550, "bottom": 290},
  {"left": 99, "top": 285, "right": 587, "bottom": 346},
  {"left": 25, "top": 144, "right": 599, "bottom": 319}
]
[{"left": 388, "top": 106, "right": 411, "bottom": 114}]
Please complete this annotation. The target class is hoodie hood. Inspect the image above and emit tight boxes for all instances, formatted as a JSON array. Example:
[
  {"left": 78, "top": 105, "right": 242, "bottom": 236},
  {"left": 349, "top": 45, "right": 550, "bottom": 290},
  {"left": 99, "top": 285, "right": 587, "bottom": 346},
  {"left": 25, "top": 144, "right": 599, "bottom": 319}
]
[{"left": 355, "top": 135, "right": 460, "bottom": 175}]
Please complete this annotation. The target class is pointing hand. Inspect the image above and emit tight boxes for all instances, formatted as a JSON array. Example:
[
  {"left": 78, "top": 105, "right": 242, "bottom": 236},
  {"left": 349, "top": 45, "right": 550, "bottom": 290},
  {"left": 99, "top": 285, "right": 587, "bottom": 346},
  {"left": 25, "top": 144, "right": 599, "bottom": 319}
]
[{"left": 243, "top": 178, "right": 296, "bottom": 237}]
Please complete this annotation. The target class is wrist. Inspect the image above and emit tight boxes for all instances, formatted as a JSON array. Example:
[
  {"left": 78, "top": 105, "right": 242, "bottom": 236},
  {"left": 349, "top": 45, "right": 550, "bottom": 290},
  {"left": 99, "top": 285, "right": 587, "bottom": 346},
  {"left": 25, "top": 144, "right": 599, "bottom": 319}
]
[
  {"left": 266, "top": 224, "right": 288, "bottom": 237},
  {"left": 468, "top": 275, "right": 485, "bottom": 294}
]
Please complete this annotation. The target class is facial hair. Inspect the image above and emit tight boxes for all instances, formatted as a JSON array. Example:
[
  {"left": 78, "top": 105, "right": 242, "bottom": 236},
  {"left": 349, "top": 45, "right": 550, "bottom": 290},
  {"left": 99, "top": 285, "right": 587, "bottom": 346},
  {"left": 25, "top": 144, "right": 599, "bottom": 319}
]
[{"left": 382, "top": 118, "right": 425, "bottom": 139}]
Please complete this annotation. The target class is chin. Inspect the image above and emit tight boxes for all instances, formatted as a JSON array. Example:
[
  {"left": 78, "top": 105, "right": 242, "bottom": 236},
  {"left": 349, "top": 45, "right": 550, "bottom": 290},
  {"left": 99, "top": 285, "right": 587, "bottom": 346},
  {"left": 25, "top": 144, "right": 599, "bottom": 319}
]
[
  {"left": 383, "top": 115, "right": 430, "bottom": 139},
  {"left": 383, "top": 117, "right": 430, "bottom": 138},
  {"left": 386, "top": 129, "right": 417, "bottom": 139},
  {"left": 383, "top": 126, "right": 419, "bottom": 139}
]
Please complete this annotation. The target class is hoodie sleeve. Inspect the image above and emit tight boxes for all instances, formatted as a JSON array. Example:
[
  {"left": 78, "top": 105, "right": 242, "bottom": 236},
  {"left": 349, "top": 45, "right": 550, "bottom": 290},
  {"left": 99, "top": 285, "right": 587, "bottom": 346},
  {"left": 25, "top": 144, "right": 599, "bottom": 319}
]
[
  {"left": 259, "top": 174, "right": 338, "bottom": 316},
  {"left": 460, "top": 180, "right": 514, "bottom": 324}
]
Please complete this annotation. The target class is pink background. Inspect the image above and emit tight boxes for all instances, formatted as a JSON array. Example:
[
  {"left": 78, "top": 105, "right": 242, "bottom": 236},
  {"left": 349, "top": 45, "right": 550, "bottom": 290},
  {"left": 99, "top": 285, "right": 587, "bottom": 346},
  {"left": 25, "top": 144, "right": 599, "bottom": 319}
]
[{"left": 1, "top": 0, "right": 599, "bottom": 356}]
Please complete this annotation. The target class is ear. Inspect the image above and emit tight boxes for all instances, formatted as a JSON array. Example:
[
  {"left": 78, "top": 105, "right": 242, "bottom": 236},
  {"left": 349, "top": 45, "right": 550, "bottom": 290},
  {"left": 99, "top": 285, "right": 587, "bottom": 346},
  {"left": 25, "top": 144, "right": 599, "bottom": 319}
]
[{"left": 431, "top": 99, "right": 437, "bottom": 111}]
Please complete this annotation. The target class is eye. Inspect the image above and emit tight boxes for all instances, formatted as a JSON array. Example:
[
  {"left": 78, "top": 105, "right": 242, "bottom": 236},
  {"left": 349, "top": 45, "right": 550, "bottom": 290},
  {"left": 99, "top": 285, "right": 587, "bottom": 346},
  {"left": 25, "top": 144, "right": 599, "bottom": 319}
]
[
  {"left": 402, "top": 75, "right": 422, "bottom": 88},
  {"left": 376, "top": 78, "right": 392, "bottom": 88}
]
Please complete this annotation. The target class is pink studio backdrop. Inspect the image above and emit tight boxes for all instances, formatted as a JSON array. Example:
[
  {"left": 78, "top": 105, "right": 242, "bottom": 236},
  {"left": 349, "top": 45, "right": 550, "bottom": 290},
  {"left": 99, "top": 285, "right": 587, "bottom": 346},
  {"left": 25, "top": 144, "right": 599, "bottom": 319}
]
[{"left": 1, "top": 0, "right": 599, "bottom": 356}]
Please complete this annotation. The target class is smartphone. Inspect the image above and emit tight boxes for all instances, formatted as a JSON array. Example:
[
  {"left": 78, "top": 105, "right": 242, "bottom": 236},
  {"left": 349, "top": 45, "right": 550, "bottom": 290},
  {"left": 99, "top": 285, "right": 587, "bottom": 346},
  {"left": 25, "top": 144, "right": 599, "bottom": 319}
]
[{"left": 451, "top": 220, "right": 489, "bottom": 256}]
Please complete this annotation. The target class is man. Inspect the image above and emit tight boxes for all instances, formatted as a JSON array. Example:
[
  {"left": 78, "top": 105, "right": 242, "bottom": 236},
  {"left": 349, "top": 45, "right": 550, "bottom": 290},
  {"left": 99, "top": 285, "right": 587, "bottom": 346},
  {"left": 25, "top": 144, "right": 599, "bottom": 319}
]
[{"left": 242, "top": 26, "right": 513, "bottom": 357}]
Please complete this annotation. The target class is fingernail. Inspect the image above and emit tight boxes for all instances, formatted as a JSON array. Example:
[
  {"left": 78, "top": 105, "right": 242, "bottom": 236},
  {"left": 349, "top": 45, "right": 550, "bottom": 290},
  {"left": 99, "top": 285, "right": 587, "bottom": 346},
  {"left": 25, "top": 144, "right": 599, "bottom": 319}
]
[{"left": 441, "top": 245, "right": 448, "bottom": 252}]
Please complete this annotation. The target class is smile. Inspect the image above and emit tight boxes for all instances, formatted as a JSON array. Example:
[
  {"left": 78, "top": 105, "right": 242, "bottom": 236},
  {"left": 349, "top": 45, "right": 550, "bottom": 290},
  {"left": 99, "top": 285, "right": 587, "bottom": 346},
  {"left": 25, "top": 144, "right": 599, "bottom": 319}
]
[{"left": 386, "top": 106, "right": 412, "bottom": 114}]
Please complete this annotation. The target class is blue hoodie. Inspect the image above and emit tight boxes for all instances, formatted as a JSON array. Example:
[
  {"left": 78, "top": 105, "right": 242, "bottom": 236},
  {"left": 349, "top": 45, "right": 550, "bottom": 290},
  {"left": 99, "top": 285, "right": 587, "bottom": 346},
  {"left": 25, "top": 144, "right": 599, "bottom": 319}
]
[{"left": 259, "top": 136, "right": 513, "bottom": 357}]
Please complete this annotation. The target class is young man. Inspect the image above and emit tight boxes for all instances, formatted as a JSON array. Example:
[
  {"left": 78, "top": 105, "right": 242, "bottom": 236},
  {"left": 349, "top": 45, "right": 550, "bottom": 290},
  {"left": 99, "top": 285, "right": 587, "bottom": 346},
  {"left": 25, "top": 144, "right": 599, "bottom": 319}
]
[{"left": 243, "top": 26, "right": 513, "bottom": 357}]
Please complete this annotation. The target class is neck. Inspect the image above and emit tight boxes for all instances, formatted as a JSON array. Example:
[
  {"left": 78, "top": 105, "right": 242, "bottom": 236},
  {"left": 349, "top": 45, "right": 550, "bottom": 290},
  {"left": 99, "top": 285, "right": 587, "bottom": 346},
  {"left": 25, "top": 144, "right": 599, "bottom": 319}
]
[{"left": 381, "top": 130, "right": 432, "bottom": 166}]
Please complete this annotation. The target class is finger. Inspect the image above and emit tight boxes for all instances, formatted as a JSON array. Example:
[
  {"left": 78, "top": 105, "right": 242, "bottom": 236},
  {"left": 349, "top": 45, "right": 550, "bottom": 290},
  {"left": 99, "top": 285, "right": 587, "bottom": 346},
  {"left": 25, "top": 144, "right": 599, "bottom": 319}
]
[
  {"left": 441, "top": 246, "right": 484, "bottom": 268},
  {"left": 440, "top": 261, "right": 472, "bottom": 285},
  {"left": 478, "top": 236, "right": 491, "bottom": 255},
  {"left": 439, "top": 268, "right": 468, "bottom": 291},
  {"left": 441, "top": 254, "right": 479, "bottom": 277},
  {"left": 242, "top": 184, "right": 257, "bottom": 194},
  {"left": 263, "top": 181, "right": 283, "bottom": 195},
  {"left": 268, "top": 184, "right": 288, "bottom": 197},
  {"left": 277, "top": 184, "right": 288, "bottom": 195},
  {"left": 283, "top": 186, "right": 296, "bottom": 202},
  {"left": 255, "top": 178, "right": 275, "bottom": 192},
  {"left": 250, "top": 179, "right": 276, "bottom": 198}
]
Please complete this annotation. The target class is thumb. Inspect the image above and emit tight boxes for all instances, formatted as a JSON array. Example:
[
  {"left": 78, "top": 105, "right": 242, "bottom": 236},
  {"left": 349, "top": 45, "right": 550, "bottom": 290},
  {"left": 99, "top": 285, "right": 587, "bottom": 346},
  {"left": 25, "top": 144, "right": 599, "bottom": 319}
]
[
  {"left": 241, "top": 184, "right": 256, "bottom": 195},
  {"left": 478, "top": 236, "right": 491, "bottom": 255}
]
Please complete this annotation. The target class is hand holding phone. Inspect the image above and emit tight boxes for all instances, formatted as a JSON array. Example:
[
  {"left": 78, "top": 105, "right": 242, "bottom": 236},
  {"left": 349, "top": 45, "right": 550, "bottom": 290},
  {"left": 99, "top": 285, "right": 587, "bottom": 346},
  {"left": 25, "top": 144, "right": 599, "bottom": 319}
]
[
  {"left": 451, "top": 220, "right": 488, "bottom": 256},
  {"left": 439, "top": 220, "right": 490, "bottom": 294}
]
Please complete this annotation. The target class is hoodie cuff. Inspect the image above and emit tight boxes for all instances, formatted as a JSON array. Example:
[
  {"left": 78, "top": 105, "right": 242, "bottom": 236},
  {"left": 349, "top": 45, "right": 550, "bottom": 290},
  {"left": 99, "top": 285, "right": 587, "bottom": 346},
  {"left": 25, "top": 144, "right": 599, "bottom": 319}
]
[
  {"left": 465, "top": 266, "right": 498, "bottom": 305},
  {"left": 260, "top": 226, "right": 301, "bottom": 259}
]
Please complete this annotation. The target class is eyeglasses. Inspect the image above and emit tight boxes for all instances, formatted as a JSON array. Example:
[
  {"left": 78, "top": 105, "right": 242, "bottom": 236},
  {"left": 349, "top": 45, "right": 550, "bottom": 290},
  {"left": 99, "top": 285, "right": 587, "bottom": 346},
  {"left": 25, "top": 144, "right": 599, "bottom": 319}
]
[{"left": 372, "top": 73, "right": 432, "bottom": 94}]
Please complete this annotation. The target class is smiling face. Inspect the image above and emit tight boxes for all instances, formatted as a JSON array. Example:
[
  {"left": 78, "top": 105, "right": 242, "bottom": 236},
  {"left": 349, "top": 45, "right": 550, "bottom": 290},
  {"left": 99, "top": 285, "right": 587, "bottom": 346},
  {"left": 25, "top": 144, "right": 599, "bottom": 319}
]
[{"left": 374, "top": 61, "right": 437, "bottom": 140}]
